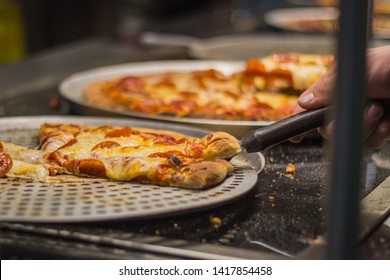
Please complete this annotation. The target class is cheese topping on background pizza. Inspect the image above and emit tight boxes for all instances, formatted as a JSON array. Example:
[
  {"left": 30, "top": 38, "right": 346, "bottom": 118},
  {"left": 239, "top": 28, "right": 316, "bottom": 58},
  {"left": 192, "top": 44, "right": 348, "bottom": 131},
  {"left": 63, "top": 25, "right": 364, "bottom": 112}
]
[{"left": 84, "top": 53, "right": 334, "bottom": 121}]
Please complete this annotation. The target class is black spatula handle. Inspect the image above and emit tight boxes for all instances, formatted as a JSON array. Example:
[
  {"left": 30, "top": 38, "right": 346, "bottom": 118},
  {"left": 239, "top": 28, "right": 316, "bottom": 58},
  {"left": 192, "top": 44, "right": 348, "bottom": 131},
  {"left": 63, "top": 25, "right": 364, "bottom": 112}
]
[{"left": 241, "top": 107, "right": 330, "bottom": 153}]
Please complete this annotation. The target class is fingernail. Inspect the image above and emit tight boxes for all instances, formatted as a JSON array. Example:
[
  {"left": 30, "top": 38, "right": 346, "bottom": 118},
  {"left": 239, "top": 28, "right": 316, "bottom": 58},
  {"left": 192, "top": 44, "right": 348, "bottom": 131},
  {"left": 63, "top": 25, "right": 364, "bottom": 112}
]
[
  {"left": 298, "top": 92, "right": 314, "bottom": 104},
  {"left": 367, "top": 103, "right": 383, "bottom": 119}
]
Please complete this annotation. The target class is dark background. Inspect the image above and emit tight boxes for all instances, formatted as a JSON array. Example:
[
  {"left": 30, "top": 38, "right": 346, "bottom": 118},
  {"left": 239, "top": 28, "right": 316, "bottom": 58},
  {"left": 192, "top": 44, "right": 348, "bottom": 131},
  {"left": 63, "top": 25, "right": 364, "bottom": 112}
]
[{"left": 17, "top": 0, "right": 292, "bottom": 57}]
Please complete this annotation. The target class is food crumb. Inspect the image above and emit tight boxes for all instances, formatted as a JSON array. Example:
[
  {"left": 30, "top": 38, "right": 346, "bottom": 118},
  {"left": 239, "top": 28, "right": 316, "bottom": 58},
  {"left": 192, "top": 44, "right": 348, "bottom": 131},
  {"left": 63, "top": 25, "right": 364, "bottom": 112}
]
[
  {"left": 271, "top": 203, "right": 276, "bottom": 207},
  {"left": 218, "top": 238, "right": 230, "bottom": 244},
  {"left": 173, "top": 223, "right": 181, "bottom": 230},
  {"left": 268, "top": 195, "right": 275, "bottom": 201},
  {"left": 285, "top": 163, "right": 296, "bottom": 174},
  {"left": 210, "top": 216, "right": 222, "bottom": 226}
]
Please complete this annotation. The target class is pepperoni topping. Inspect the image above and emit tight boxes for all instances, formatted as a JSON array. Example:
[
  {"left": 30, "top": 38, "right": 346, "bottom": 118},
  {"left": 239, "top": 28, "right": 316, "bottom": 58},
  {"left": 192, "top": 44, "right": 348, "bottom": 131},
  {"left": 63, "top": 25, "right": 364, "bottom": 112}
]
[
  {"left": 145, "top": 133, "right": 178, "bottom": 145},
  {"left": 0, "top": 152, "right": 13, "bottom": 177},
  {"left": 245, "top": 59, "right": 266, "bottom": 75},
  {"left": 58, "top": 138, "right": 78, "bottom": 149},
  {"left": 266, "top": 68, "right": 293, "bottom": 88},
  {"left": 116, "top": 76, "right": 145, "bottom": 91},
  {"left": 272, "top": 53, "right": 300, "bottom": 63},
  {"left": 105, "top": 127, "right": 134, "bottom": 138},
  {"left": 91, "top": 141, "right": 120, "bottom": 151},
  {"left": 77, "top": 159, "right": 107, "bottom": 178}
]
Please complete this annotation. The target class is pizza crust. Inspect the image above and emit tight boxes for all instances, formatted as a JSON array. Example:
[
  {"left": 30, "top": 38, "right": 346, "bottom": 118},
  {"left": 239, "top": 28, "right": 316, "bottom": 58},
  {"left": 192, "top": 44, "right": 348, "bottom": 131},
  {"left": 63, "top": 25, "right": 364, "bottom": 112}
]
[
  {"left": 201, "top": 132, "right": 241, "bottom": 161},
  {"left": 178, "top": 159, "right": 233, "bottom": 189}
]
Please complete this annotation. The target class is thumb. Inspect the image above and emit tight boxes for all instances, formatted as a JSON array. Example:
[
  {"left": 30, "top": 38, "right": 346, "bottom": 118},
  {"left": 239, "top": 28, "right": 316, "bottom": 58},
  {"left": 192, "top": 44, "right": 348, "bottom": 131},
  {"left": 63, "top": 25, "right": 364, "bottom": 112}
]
[{"left": 298, "top": 67, "right": 336, "bottom": 109}]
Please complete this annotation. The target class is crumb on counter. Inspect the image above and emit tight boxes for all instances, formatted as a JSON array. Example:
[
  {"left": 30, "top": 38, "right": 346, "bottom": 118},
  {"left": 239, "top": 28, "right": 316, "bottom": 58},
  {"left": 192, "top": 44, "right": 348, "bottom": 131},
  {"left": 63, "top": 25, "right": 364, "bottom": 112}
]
[
  {"left": 285, "top": 163, "right": 296, "bottom": 174},
  {"left": 209, "top": 216, "right": 222, "bottom": 226}
]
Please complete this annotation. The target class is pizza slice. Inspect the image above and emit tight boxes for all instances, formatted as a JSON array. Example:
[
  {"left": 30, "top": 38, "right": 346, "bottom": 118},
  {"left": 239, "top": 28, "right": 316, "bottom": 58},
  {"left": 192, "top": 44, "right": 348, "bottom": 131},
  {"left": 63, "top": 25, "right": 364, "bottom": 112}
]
[
  {"left": 0, "top": 123, "right": 241, "bottom": 189},
  {"left": 241, "top": 53, "right": 335, "bottom": 92}
]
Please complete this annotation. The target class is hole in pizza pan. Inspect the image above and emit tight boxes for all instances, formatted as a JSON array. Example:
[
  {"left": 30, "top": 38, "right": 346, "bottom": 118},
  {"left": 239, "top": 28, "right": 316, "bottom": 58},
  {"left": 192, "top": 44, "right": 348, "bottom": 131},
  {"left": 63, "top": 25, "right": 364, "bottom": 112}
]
[
  {"left": 209, "top": 192, "right": 225, "bottom": 197},
  {"left": 96, "top": 204, "right": 106, "bottom": 209},
  {"left": 167, "top": 202, "right": 178, "bottom": 206},
  {"left": 53, "top": 193, "right": 62, "bottom": 197},
  {"left": 96, "top": 189, "right": 107, "bottom": 193},
  {"left": 32, "top": 207, "right": 42, "bottom": 212},
  {"left": 49, "top": 207, "right": 59, "bottom": 214},
  {"left": 82, "top": 190, "right": 94, "bottom": 195},
  {"left": 5, "top": 193, "right": 16, "bottom": 198},
  {"left": 18, "top": 201, "right": 28, "bottom": 206},
  {"left": 20, "top": 197, "right": 31, "bottom": 203},
  {"left": 153, "top": 203, "right": 165, "bottom": 208},
  {"left": 139, "top": 200, "right": 149, "bottom": 204}
]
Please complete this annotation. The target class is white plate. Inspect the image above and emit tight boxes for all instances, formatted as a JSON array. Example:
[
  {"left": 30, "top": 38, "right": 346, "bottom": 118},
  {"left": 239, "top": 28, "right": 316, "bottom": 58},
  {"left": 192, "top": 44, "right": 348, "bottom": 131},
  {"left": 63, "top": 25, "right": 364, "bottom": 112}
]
[
  {"left": 60, "top": 60, "right": 278, "bottom": 137},
  {"left": 264, "top": 7, "right": 390, "bottom": 39},
  {"left": 264, "top": 7, "right": 339, "bottom": 33}
]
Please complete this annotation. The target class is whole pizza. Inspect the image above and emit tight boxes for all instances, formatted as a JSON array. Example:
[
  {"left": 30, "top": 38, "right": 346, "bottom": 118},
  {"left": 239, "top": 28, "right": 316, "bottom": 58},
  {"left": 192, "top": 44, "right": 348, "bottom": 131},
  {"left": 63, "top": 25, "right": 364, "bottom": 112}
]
[{"left": 84, "top": 54, "right": 335, "bottom": 121}]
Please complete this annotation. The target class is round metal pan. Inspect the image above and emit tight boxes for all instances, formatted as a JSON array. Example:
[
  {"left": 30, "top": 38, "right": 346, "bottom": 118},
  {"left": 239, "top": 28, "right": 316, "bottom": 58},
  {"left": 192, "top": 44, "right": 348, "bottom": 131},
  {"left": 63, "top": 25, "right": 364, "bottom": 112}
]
[
  {"left": 0, "top": 116, "right": 264, "bottom": 223},
  {"left": 60, "top": 60, "right": 278, "bottom": 138}
]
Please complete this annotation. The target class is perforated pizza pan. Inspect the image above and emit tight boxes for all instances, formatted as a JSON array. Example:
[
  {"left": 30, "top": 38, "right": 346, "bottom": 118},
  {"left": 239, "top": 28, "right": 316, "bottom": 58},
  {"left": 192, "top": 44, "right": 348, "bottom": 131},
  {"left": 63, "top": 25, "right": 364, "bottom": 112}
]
[{"left": 0, "top": 116, "right": 264, "bottom": 223}]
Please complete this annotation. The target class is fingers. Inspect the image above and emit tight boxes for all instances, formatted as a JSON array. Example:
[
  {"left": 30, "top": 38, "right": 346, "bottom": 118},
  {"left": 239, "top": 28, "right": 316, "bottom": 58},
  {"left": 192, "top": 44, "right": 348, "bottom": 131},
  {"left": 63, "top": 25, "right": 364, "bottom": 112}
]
[
  {"left": 297, "top": 67, "right": 336, "bottom": 110},
  {"left": 289, "top": 69, "right": 336, "bottom": 144},
  {"left": 316, "top": 102, "right": 388, "bottom": 148},
  {"left": 364, "top": 102, "right": 384, "bottom": 138},
  {"left": 365, "top": 112, "right": 390, "bottom": 148}
]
